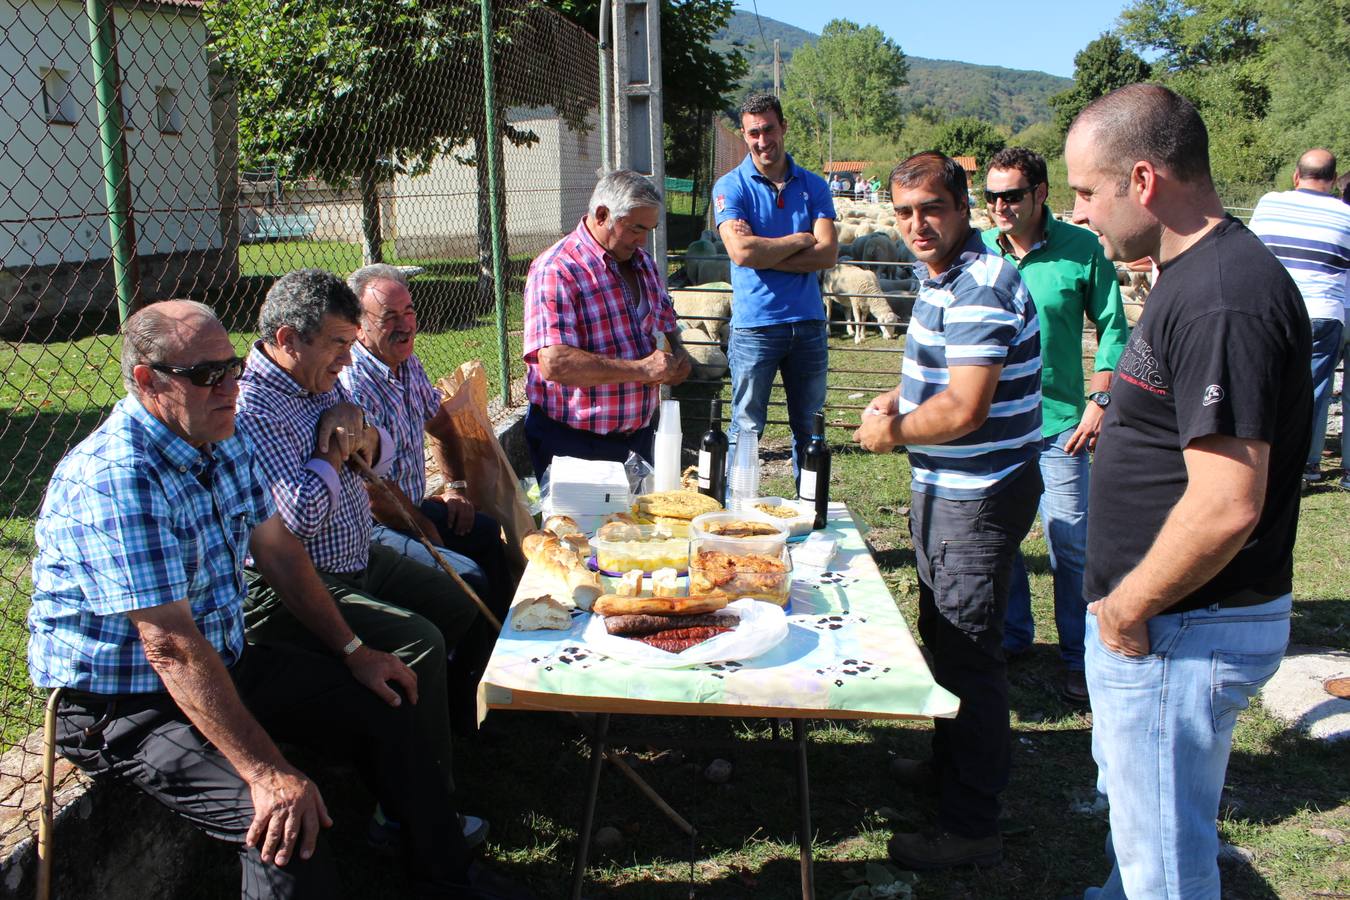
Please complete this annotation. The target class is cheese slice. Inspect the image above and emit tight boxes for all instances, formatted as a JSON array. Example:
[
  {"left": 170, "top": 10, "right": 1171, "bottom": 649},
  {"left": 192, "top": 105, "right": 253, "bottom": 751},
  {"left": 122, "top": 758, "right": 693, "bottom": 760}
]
[
  {"left": 616, "top": 569, "right": 644, "bottom": 597},
  {"left": 651, "top": 567, "right": 680, "bottom": 598}
]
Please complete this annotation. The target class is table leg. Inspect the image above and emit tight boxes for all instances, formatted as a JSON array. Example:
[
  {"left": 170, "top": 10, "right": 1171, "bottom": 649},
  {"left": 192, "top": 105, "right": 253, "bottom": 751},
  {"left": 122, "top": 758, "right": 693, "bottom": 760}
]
[
  {"left": 794, "top": 719, "right": 815, "bottom": 899},
  {"left": 571, "top": 712, "right": 610, "bottom": 900}
]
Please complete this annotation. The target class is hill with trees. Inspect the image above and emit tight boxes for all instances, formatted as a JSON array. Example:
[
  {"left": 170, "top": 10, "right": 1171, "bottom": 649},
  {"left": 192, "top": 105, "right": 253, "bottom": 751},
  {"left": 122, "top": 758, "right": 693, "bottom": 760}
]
[{"left": 713, "top": 10, "right": 1070, "bottom": 130}]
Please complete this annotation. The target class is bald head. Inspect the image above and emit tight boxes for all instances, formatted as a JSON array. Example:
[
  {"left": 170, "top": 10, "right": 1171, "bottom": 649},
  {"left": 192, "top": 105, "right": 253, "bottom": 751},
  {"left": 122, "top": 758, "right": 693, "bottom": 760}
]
[
  {"left": 121, "top": 299, "right": 223, "bottom": 394},
  {"left": 1295, "top": 149, "right": 1336, "bottom": 188},
  {"left": 1068, "top": 83, "right": 1212, "bottom": 187}
]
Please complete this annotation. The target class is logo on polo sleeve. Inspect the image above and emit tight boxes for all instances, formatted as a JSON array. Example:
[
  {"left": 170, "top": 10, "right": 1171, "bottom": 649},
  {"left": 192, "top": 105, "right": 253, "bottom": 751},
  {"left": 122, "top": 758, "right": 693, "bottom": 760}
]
[
  {"left": 715, "top": 194, "right": 726, "bottom": 212},
  {"left": 1203, "top": 384, "right": 1224, "bottom": 406}
]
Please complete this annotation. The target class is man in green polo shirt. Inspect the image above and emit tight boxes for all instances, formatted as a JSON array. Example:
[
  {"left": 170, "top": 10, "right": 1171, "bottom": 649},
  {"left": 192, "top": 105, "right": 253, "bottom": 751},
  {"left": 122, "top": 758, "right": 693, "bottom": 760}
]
[{"left": 982, "top": 147, "right": 1130, "bottom": 703}]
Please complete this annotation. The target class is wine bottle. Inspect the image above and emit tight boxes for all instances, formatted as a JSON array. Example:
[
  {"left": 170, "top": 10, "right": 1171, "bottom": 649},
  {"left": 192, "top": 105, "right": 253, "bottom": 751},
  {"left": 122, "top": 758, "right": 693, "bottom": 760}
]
[
  {"left": 697, "top": 399, "right": 728, "bottom": 501},
  {"left": 799, "top": 411, "right": 831, "bottom": 529}
]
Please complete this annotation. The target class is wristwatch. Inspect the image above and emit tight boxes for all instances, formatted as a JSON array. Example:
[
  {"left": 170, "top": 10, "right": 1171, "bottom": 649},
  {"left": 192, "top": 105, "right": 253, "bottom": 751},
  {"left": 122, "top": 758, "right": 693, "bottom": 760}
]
[
  {"left": 445, "top": 480, "right": 468, "bottom": 492},
  {"left": 1088, "top": 391, "right": 1111, "bottom": 409},
  {"left": 341, "top": 634, "right": 364, "bottom": 657}
]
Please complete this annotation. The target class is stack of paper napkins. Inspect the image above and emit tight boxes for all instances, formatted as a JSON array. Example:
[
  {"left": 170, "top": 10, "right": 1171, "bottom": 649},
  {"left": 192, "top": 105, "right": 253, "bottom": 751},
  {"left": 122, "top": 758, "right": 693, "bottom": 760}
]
[{"left": 545, "top": 456, "right": 632, "bottom": 533}]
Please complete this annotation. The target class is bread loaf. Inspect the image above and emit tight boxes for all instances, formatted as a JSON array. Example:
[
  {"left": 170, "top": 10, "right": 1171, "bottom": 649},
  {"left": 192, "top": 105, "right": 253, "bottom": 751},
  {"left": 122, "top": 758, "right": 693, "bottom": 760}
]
[
  {"left": 523, "top": 527, "right": 602, "bottom": 610},
  {"left": 511, "top": 595, "right": 572, "bottom": 631},
  {"left": 592, "top": 593, "right": 729, "bottom": 617},
  {"left": 542, "top": 515, "right": 580, "bottom": 536}
]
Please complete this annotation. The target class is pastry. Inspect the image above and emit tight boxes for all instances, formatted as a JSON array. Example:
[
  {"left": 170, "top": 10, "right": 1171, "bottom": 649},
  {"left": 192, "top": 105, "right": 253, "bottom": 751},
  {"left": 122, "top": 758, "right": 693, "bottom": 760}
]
[
  {"left": 592, "top": 592, "right": 729, "bottom": 617},
  {"left": 632, "top": 490, "right": 721, "bottom": 524}
]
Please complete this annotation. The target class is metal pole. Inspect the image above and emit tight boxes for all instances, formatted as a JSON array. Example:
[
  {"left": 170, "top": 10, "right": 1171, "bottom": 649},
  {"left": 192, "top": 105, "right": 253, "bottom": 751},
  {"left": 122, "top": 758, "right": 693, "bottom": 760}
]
[
  {"left": 86, "top": 0, "right": 139, "bottom": 322},
  {"left": 598, "top": 0, "right": 612, "bottom": 173},
  {"left": 481, "top": 0, "right": 510, "bottom": 408}
]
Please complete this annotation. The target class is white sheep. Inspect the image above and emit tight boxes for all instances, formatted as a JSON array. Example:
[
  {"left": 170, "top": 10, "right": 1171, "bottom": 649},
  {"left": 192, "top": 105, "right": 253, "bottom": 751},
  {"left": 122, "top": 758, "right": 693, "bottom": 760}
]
[
  {"left": 672, "top": 282, "right": 732, "bottom": 343},
  {"left": 821, "top": 264, "right": 903, "bottom": 342},
  {"left": 680, "top": 327, "right": 729, "bottom": 380}
]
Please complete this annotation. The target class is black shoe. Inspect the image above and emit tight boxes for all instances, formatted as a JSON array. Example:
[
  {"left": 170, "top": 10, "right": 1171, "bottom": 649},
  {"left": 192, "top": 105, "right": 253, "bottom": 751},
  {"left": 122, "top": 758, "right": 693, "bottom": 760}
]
[
  {"left": 1061, "top": 670, "right": 1089, "bottom": 705},
  {"left": 888, "top": 829, "right": 1003, "bottom": 870},
  {"left": 368, "top": 808, "right": 490, "bottom": 854},
  {"left": 1304, "top": 465, "right": 1325, "bottom": 484}
]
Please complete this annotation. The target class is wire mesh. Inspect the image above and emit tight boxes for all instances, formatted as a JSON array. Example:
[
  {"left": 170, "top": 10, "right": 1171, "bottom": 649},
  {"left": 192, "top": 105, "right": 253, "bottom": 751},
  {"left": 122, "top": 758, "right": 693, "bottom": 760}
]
[{"left": 0, "top": 0, "right": 598, "bottom": 850}]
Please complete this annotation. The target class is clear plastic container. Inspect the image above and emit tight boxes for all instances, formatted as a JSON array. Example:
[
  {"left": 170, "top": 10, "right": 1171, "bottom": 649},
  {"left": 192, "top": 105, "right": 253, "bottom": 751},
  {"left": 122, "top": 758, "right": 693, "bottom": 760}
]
[
  {"left": 688, "top": 540, "right": 792, "bottom": 606},
  {"left": 589, "top": 525, "right": 691, "bottom": 574},
  {"left": 688, "top": 510, "right": 789, "bottom": 558},
  {"left": 748, "top": 497, "right": 815, "bottom": 538}
]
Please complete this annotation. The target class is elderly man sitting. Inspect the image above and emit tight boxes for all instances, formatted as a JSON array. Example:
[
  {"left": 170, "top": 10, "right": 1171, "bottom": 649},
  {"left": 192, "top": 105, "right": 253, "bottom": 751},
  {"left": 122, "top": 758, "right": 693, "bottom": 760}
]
[
  {"left": 338, "top": 263, "right": 513, "bottom": 626},
  {"left": 28, "top": 300, "right": 526, "bottom": 898}
]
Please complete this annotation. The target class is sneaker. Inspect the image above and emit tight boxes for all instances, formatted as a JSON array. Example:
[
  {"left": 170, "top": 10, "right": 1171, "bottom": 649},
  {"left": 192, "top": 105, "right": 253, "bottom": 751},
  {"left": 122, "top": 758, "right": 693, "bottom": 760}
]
[
  {"left": 368, "top": 806, "right": 490, "bottom": 853},
  {"left": 888, "top": 829, "right": 1003, "bottom": 870},
  {"left": 1304, "top": 465, "right": 1325, "bottom": 484},
  {"left": 1061, "top": 670, "right": 1089, "bottom": 705},
  {"left": 889, "top": 757, "right": 936, "bottom": 792}
]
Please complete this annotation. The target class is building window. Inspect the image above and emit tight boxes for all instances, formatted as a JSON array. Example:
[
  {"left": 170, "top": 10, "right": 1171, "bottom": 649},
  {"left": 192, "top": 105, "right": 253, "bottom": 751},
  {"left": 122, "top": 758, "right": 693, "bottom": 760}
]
[
  {"left": 40, "top": 67, "right": 77, "bottom": 125},
  {"left": 120, "top": 81, "right": 135, "bottom": 130},
  {"left": 155, "top": 86, "right": 181, "bottom": 134}
]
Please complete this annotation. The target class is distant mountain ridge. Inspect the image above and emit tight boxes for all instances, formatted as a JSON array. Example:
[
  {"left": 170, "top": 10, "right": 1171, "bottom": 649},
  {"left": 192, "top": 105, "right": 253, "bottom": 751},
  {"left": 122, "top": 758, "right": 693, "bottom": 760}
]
[{"left": 713, "top": 10, "right": 1072, "bottom": 131}]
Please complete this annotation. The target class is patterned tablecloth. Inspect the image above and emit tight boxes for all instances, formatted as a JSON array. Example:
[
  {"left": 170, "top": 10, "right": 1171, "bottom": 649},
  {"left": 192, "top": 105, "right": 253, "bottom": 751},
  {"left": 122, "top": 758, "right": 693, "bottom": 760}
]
[{"left": 478, "top": 503, "right": 959, "bottom": 721}]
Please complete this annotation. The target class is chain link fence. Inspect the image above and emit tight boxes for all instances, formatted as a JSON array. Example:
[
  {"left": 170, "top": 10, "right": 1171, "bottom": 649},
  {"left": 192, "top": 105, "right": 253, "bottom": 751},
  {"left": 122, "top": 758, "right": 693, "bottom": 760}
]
[{"left": 0, "top": 0, "right": 600, "bottom": 848}]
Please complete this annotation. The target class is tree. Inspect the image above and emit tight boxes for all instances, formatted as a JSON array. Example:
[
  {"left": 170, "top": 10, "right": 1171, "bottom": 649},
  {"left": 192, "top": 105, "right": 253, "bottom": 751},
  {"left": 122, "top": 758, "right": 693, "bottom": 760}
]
[
  {"left": 933, "top": 117, "right": 1005, "bottom": 164},
  {"left": 207, "top": 0, "right": 592, "bottom": 271},
  {"left": 1048, "top": 34, "right": 1151, "bottom": 135},
  {"left": 541, "top": 0, "right": 747, "bottom": 181},
  {"left": 780, "top": 19, "right": 908, "bottom": 170}
]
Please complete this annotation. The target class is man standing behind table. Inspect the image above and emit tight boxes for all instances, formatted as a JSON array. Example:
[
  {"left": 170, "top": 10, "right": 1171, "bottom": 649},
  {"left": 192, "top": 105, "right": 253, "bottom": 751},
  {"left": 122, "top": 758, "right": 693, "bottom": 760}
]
[
  {"left": 1248, "top": 148, "right": 1350, "bottom": 484},
  {"left": 28, "top": 301, "right": 516, "bottom": 898},
  {"left": 855, "top": 151, "right": 1042, "bottom": 871},
  {"left": 340, "top": 263, "right": 513, "bottom": 626},
  {"left": 522, "top": 169, "right": 691, "bottom": 483},
  {"left": 981, "top": 147, "right": 1131, "bottom": 704},
  {"left": 1066, "top": 84, "right": 1310, "bottom": 899},
  {"left": 713, "top": 92, "right": 837, "bottom": 484}
]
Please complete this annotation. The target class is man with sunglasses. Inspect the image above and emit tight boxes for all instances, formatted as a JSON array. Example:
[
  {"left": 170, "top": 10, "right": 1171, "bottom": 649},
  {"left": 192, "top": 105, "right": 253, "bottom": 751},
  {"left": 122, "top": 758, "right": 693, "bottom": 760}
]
[
  {"left": 29, "top": 300, "right": 524, "bottom": 898},
  {"left": 981, "top": 147, "right": 1130, "bottom": 704}
]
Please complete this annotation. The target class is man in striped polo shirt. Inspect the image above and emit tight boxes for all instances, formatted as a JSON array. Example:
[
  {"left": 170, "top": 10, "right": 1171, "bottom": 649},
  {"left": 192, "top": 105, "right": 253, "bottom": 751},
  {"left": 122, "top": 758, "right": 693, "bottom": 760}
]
[
  {"left": 855, "top": 151, "right": 1042, "bottom": 870},
  {"left": 1248, "top": 149, "right": 1350, "bottom": 483}
]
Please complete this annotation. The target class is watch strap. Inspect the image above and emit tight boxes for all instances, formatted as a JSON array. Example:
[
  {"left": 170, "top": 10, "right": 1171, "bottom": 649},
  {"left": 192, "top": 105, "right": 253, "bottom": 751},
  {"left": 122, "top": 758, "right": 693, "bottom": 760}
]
[{"left": 341, "top": 634, "right": 364, "bottom": 657}]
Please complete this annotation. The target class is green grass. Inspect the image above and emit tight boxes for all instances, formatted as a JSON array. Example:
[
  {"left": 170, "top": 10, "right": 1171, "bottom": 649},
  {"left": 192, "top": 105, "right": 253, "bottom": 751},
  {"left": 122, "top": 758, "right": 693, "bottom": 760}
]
[{"left": 2, "top": 324, "right": 1347, "bottom": 897}]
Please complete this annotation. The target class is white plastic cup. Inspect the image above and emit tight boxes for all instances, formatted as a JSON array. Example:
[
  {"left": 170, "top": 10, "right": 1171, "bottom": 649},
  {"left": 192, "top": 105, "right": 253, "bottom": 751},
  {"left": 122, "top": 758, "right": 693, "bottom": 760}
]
[{"left": 652, "top": 400, "right": 682, "bottom": 491}]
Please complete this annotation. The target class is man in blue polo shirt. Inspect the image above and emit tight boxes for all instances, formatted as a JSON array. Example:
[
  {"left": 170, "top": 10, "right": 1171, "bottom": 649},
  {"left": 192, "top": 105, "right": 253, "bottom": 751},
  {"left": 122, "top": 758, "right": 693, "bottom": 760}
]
[
  {"left": 856, "top": 151, "right": 1042, "bottom": 871},
  {"left": 712, "top": 93, "right": 838, "bottom": 482}
]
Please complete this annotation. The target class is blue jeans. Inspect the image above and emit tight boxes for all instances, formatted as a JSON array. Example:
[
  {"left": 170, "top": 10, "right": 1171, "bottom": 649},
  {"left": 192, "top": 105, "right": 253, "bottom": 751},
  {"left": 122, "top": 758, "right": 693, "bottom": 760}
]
[
  {"left": 1307, "top": 318, "right": 1344, "bottom": 466},
  {"left": 1003, "top": 427, "right": 1090, "bottom": 668},
  {"left": 371, "top": 523, "right": 491, "bottom": 601},
  {"left": 726, "top": 320, "right": 829, "bottom": 482},
  {"left": 1083, "top": 594, "right": 1291, "bottom": 900}
]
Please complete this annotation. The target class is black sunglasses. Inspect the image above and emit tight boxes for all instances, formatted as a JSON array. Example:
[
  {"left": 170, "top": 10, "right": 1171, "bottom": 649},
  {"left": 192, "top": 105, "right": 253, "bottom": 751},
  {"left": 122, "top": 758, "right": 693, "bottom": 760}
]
[
  {"left": 150, "top": 356, "right": 245, "bottom": 387},
  {"left": 984, "top": 186, "right": 1038, "bottom": 205}
]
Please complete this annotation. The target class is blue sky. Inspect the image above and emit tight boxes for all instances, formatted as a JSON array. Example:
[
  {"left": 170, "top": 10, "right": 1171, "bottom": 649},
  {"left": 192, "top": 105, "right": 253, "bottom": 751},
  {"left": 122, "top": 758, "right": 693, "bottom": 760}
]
[{"left": 738, "top": 1, "right": 1132, "bottom": 78}]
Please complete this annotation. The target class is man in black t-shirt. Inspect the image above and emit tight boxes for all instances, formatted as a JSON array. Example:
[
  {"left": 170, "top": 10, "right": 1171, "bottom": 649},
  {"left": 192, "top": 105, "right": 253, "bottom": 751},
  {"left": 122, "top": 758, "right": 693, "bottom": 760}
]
[{"left": 1065, "top": 85, "right": 1310, "bottom": 899}]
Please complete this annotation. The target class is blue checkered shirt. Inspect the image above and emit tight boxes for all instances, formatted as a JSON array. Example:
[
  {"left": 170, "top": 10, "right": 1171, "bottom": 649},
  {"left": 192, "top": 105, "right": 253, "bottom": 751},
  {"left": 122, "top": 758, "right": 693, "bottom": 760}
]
[
  {"left": 339, "top": 342, "right": 442, "bottom": 505},
  {"left": 28, "top": 397, "right": 274, "bottom": 694},
  {"left": 235, "top": 342, "right": 392, "bottom": 574}
]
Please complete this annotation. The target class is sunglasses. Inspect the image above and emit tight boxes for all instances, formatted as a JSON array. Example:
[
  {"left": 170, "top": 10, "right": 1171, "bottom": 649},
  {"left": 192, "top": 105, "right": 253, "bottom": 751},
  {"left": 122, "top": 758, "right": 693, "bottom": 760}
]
[
  {"left": 984, "top": 186, "right": 1038, "bottom": 205},
  {"left": 150, "top": 356, "right": 245, "bottom": 387}
]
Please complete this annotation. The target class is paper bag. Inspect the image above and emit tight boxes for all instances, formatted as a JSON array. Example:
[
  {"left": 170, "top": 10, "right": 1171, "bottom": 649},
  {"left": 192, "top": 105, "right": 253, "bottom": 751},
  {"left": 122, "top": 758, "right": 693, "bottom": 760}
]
[{"left": 433, "top": 361, "right": 533, "bottom": 575}]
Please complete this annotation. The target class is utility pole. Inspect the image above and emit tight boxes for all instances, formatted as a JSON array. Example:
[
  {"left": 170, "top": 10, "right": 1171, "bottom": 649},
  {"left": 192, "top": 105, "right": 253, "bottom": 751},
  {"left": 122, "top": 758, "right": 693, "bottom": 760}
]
[{"left": 773, "top": 39, "right": 781, "bottom": 97}]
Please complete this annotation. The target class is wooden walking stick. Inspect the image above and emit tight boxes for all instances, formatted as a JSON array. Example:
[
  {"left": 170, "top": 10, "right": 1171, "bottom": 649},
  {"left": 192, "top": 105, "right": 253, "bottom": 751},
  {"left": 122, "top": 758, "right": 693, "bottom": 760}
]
[
  {"left": 349, "top": 454, "right": 502, "bottom": 633},
  {"left": 37, "top": 687, "right": 64, "bottom": 900}
]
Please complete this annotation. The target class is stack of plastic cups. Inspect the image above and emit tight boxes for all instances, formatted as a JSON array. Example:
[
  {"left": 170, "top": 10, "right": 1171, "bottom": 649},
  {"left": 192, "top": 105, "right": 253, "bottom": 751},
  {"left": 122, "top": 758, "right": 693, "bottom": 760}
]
[
  {"left": 652, "top": 399, "right": 682, "bottom": 492},
  {"left": 727, "top": 428, "right": 760, "bottom": 511}
]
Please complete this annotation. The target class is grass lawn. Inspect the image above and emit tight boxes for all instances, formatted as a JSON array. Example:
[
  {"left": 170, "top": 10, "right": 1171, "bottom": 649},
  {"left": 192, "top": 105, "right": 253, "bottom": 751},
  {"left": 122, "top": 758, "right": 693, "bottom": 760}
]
[{"left": 1, "top": 324, "right": 1346, "bottom": 897}]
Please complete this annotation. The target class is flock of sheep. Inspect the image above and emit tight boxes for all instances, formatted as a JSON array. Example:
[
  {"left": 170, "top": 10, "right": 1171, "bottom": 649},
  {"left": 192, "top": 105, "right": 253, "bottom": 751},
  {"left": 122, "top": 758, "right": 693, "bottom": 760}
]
[{"left": 668, "top": 199, "right": 1144, "bottom": 381}]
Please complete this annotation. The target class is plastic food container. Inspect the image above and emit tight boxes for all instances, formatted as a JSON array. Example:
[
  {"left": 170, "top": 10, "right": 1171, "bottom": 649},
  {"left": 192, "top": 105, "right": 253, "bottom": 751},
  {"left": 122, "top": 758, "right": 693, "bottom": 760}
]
[
  {"left": 590, "top": 525, "right": 691, "bottom": 575},
  {"left": 688, "top": 510, "right": 790, "bottom": 559},
  {"left": 687, "top": 540, "right": 792, "bottom": 606},
  {"left": 748, "top": 497, "right": 814, "bottom": 538}
]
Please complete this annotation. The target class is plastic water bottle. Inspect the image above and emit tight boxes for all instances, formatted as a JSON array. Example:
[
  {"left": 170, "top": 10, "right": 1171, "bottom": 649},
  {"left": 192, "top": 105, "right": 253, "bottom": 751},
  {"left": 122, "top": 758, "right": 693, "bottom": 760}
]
[
  {"left": 727, "top": 428, "right": 760, "bottom": 511},
  {"left": 652, "top": 400, "right": 682, "bottom": 492}
]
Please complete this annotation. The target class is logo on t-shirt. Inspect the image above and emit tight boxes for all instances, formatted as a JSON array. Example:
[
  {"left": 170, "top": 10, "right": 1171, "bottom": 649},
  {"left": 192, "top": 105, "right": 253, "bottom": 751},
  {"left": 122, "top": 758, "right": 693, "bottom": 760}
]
[
  {"left": 715, "top": 194, "right": 726, "bottom": 212},
  {"left": 1116, "top": 335, "right": 1169, "bottom": 396},
  {"left": 1203, "top": 384, "right": 1225, "bottom": 406}
]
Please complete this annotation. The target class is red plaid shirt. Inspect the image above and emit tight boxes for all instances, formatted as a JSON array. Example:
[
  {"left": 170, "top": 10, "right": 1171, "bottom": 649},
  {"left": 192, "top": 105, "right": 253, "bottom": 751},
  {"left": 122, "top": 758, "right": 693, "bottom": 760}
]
[{"left": 523, "top": 218, "right": 677, "bottom": 434}]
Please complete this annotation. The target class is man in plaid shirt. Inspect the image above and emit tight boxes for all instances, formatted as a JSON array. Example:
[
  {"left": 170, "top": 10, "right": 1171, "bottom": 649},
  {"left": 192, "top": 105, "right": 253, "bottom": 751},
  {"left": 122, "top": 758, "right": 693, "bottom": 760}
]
[
  {"left": 523, "top": 169, "right": 692, "bottom": 482},
  {"left": 235, "top": 270, "right": 496, "bottom": 836},
  {"left": 28, "top": 300, "right": 503, "bottom": 897}
]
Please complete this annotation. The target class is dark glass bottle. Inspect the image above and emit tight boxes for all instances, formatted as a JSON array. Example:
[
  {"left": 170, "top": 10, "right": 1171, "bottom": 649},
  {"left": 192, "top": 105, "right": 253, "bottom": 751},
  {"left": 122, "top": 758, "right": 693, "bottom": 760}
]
[
  {"left": 799, "top": 412, "right": 831, "bottom": 529},
  {"left": 697, "top": 399, "right": 728, "bottom": 501}
]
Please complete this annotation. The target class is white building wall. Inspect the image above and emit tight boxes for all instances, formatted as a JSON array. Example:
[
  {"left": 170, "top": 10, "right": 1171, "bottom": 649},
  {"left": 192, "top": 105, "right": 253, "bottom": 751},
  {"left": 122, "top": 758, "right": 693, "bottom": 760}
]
[
  {"left": 393, "top": 109, "right": 599, "bottom": 260},
  {"left": 0, "top": 0, "right": 220, "bottom": 269}
]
